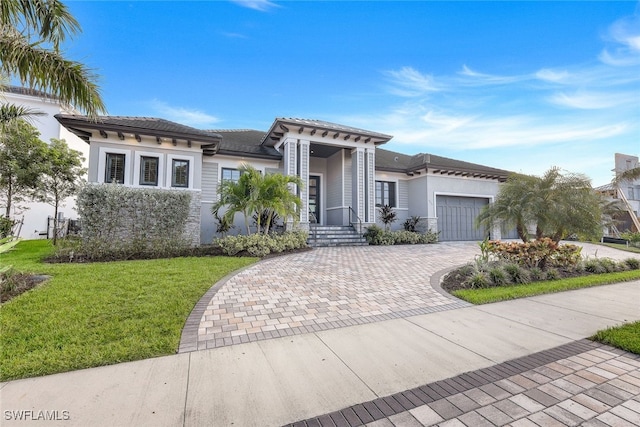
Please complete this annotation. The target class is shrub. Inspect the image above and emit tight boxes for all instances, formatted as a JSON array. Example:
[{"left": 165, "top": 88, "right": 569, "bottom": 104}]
[
  {"left": 529, "top": 267, "right": 545, "bottom": 281},
  {"left": 621, "top": 231, "right": 640, "bottom": 248},
  {"left": 583, "top": 259, "right": 606, "bottom": 274},
  {"left": 598, "top": 258, "right": 619, "bottom": 273},
  {"left": 364, "top": 225, "right": 438, "bottom": 245},
  {"left": 378, "top": 205, "right": 397, "bottom": 231},
  {"left": 488, "top": 267, "right": 509, "bottom": 286},
  {"left": 503, "top": 263, "right": 530, "bottom": 284},
  {"left": 466, "top": 271, "right": 490, "bottom": 289},
  {"left": 403, "top": 216, "right": 422, "bottom": 232},
  {"left": 0, "top": 217, "right": 15, "bottom": 239},
  {"left": 215, "top": 231, "right": 308, "bottom": 257},
  {"left": 486, "top": 238, "right": 581, "bottom": 270},
  {"left": 624, "top": 258, "right": 640, "bottom": 270},
  {"left": 75, "top": 184, "right": 192, "bottom": 260},
  {"left": 545, "top": 268, "right": 560, "bottom": 281}
]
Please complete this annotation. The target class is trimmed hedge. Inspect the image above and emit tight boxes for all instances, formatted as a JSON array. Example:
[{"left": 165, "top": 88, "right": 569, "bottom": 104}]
[
  {"left": 215, "top": 231, "right": 309, "bottom": 257},
  {"left": 364, "top": 224, "right": 438, "bottom": 245},
  {"left": 75, "top": 184, "right": 192, "bottom": 259}
]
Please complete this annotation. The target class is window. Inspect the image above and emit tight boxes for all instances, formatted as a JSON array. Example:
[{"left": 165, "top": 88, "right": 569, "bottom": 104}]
[
  {"left": 629, "top": 187, "right": 636, "bottom": 201},
  {"left": 375, "top": 181, "right": 396, "bottom": 207},
  {"left": 139, "top": 156, "right": 159, "bottom": 186},
  {"left": 105, "top": 153, "right": 125, "bottom": 184},
  {"left": 222, "top": 168, "right": 241, "bottom": 183},
  {"left": 171, "top": 159, "right": 189, "bottom": 188}
]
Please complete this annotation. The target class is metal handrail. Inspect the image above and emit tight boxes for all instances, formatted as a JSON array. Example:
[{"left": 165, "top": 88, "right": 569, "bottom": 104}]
[{"left": 348, "top": 206, "right": 363, "bottom": 234}]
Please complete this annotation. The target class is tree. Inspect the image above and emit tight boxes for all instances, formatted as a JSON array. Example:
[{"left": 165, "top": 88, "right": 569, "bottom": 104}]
[
  {"left": 213, "top": 164, "right": 303, "bottom": 235},
  {"left": 0, "top": 0, "right": 106, "bottom": 120},
  {"left": 0, "top": 119, "right": 47, "bottom": 219},
  {"left": 34, "top": 139, "right": 85, "bottom": 244},
  {"left": 477, "top": 167, "right": 603, "bottom": 243}
]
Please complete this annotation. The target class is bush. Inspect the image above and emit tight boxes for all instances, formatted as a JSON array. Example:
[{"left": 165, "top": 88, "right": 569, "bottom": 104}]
[
  {"left": 364, "top": 225, "right": 438, "bottom": 246},
  {"left": 583, "top": 259, "right": 606, "bottom": 274},
  {"left": 624, "top": 258, "right": 640, "bottom": 270},
  {"left": 488, "top": 267, "right": 509, "bottom": 286},
  {"left": 503, "top": 263, "right": 530, "bottom": 284},
  {"left": 74, "top": 184, "right": 193, "bottom": 260},
  {"left": 0, "top": 217, "right": 15, "bottom": 239},
  {"left": 403, "top": 216, "right": 422, "bottom": 232},
  {"left": 215, "top": 231, "right": 308, "bottom": 257},
  {"left": 486, "top": 238, "right": 581, "bottom": 270},
  {"left": 545, "top": 268, "right": 560, "bottom": 280},
  {"left": 466, "top": 271, "right": 490, "bottom": 289},
  {"left": 621, "top": 231, "right": 640, "bottom": 248}
]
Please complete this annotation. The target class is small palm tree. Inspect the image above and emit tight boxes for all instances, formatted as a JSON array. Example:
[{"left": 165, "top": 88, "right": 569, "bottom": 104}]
[{"left": 213, "top": 164, "right": 303, "bottom": 235}]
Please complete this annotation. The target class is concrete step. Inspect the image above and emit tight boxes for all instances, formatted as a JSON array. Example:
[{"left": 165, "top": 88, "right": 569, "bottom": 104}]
[{"left": 307, "top": 225, "right": 368, "bottom": 247}]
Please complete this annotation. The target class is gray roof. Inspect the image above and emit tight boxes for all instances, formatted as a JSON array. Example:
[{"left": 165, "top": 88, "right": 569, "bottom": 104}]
[
  {"left": 376, "top": 148, "right": 511, "bottom": 181},
  {"left": 4, "top": 86, "right": 59, "bottom": 100},
  {"left": 263, "top": 117, "right": 393, "bottom": 146},
  {"left": 55, "top": 115, "right": 222, "bottom": 142},
  {"left": 209, "top": 129, "right": 281, "bottom": 160}
]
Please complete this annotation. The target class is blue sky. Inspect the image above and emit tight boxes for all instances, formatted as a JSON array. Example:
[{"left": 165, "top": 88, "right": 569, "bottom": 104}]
[{"left": 65, "top": 1, "right": 640, "bottom": 186}]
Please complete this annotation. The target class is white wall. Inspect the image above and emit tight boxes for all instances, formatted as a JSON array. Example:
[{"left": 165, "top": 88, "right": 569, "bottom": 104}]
[{"left": 2, "top": 90, "right": 88, "bottom": 239}]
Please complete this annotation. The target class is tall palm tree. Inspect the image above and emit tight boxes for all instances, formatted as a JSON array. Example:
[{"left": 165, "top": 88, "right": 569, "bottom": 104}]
[{"left": 1, "top": 0, "right": 106, "bottom": 121}]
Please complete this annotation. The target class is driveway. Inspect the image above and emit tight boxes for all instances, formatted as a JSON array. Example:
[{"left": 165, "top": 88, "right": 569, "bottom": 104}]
[{"left": 181, "top": 241, "right": 639, "bottom": 352}]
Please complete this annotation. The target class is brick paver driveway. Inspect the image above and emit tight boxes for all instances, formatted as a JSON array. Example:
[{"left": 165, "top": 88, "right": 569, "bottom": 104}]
[{"left": 180, "top": 241, "right": 637, "bottom": 353}]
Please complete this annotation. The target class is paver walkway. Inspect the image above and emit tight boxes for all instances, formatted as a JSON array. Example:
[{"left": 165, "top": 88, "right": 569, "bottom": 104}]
[
  {"left": 181, "top": 241, "right": 638, "bottom": 352},
  {"left": 289, "top": 340, "right": 640, "bottom": 427}
]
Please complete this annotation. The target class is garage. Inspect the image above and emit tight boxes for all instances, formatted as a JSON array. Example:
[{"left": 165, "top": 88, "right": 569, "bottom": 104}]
[{"left": 436, "top": 195, "right": 489, "bottom": 241}]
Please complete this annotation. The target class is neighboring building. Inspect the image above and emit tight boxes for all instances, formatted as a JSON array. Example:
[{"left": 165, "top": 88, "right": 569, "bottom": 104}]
[
  {"left": 55, "top": 115, "right": 513, "bottom": 244},
  {"left": 596, "top": 153, "right": 640, "bottom": 235},
  {"left": 2, "top": 87, "right": 88, "bottom": 238}
]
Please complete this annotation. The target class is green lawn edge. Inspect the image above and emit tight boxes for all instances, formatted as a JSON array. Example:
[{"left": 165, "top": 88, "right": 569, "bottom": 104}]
[
  {"left": 452, "top": 269, "right": 640, "bottom": 305},
  {"left": 591, "top": 321, "right": 640, "bottom": 355},
  {"left": 1, "top": 240, "right": 257, "bottom": 381}
]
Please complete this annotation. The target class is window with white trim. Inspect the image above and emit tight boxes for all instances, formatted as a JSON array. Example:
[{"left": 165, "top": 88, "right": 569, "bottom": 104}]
[
  {"left": 171, "top": 159, "right": 190, "bottom": 188},
  {"left": 105, "top": 153, "right": 125, "bottom": 184},
  {"left": 139, "top": 156, "right": 159, "bottom": 186},
  {"left": 375, "top": 181, "right": 396, "bottom": 207},
  {"left": 222, "top": 168, "right": 241, "bottom": 183}
]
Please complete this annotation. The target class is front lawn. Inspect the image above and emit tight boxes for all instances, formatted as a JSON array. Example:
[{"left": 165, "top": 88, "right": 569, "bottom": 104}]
[
  {"left": 600, "top": 242, "right": 640, "bottom": 254},
  {"left": 0, "top": 240, "right": 256, "bottom": 381},
  {"left": 452, "top": 269, "right": 640, "bottom": 305},
  {"left": 591, "top": 321, "right": 640, "bottom": 355}
]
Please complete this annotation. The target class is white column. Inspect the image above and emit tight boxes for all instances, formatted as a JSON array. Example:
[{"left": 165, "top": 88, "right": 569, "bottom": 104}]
[
  {"left": 351, "top": 147, "right": 365, "bottom": 225},
  {"left": 283, "top": 138, "right": 298, "bottom": 230},
  {"left": 299, "top": 139, "right": 310, "bottom": 228},
  {"left": 365, "top": 147, "right": 376, "bottom": 224}
]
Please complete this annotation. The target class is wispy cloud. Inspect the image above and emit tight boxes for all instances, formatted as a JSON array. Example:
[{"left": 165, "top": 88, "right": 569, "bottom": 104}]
[
  {"left": 457, "top": 65, "right": 523, "bottom": 85},
  {"left": 548, "top": 91, "right": 637, "bottom": 109},
  {"left": 149, "top": 100, "right": 220, "bottom": 128},
  {"left": 535, "top": 68, "right": 570, "bottom": 83},
  {"left": 230, "top": 0, "right": 279, "bottom": 12},
  {"left": 599, "top": 13, "right": 640, "bottom": 66},
  {"left": 384, "top": 66, "right": 442, "bottom": 97},
  {"left": 220, "top": 31, "right": 249, "bottom": 39}
]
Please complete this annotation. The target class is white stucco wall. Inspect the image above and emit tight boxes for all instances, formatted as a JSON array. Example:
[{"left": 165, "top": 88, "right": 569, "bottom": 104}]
[{"left": 2, "top": 90, "right": 88, "bottom": 239}]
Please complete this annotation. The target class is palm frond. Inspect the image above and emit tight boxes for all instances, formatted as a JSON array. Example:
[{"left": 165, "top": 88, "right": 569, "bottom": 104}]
[
  {"left": 0, "top": 27, "right": 106, "bottom": 117},
  {"left": 0, "top": 102, "right": 46, "bottom": 125}
]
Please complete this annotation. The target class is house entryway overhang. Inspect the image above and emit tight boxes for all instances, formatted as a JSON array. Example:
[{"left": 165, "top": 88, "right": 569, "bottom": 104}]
[{"left": 262, "top": 118, "right": 393, "bottom": 231}]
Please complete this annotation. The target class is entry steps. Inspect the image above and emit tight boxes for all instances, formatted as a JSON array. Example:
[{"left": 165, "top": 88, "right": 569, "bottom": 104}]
[{"left": 307, "top": 225, "right": 368, "bottom": 247}]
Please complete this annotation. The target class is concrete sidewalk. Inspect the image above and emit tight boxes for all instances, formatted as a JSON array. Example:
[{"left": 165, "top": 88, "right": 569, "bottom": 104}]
[{"left": 1, "top": 280, "right": 638, "bottom": 426}]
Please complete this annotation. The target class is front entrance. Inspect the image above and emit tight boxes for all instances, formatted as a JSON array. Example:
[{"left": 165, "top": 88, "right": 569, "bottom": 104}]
[{"left": 309, "top": 175, "right": 320, "bottom": 223}]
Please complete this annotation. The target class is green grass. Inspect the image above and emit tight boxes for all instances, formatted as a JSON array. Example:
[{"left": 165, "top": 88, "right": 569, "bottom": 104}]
[
  {"left": 452, "top": 269, "right": 640, "bottom": 305},
  {"left": 592, "top": 321, "right": 640, "bottom": 355},
  {"left": 0, "top": 240, "right": 256, "bottom": 381},
  {"left": 600, "top": 242, "right": 640, "bottom": 254}
]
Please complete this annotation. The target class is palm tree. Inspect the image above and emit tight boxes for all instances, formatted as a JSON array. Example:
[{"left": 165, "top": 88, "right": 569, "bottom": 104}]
[
  {"left": 477, "top": 167, "right": 603, "bottom": 243},
  {"left": 1, "top": 0, "right": 106, "bottom": 121},
  {"left": 213, "top": 164, "right": 303, "bottom": 235}
]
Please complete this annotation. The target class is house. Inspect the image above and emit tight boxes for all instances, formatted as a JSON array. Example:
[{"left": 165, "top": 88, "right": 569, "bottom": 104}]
[
  {"left": 596, "top": 153, "right": 640, "bottom": 235},
  {"left": 55, "top": 115, "right": 513, "bottom": 244},
  {"left": 2, "top": 87, "right": 88, "bottom": 238}
]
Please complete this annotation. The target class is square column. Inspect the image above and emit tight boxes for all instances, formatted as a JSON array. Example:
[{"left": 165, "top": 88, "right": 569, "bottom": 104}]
[
  {"left": 351, "top": 148, "right": 365, "bottom": 226},
  {"left": 365, "top": 147, "right": 376, "bottom": 223},
  {"left": 283, "top": 138, "right": 298, "bottom": 230},
  {"left": 298, "top": 139, "right": 310, "bottom": 227}
]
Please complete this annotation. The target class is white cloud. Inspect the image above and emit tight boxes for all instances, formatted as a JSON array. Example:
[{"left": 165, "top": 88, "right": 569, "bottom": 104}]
[
  {"left": 149, "top": 100, "right": 220, "bottom": 128},
  {"left": 548, "top": 91, "right": 637, "bottom": 110},
  {"left": 230, "top": 0, "right": 279, "bottom": 12},
  {"left": 535, "top": 68, "right": 570, "bottom": 83},
  {"left": 457, "top": 65, "right": 523, "bottom": 85},
  {"left": 384, "top": 66, "right": 442, "bottom": 96},
  {"left": 599, "top": 13, "right": 640, "bottom": 66}
]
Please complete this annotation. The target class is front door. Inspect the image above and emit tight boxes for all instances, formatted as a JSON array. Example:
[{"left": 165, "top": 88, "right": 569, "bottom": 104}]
[{"left": 309, "top": 175, "right": 320, "bottom": 223}]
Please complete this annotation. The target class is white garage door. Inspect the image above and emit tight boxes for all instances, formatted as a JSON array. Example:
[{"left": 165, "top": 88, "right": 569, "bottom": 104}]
[{"left": 436, "top": 196, "right": 489, "bottom": 241}]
